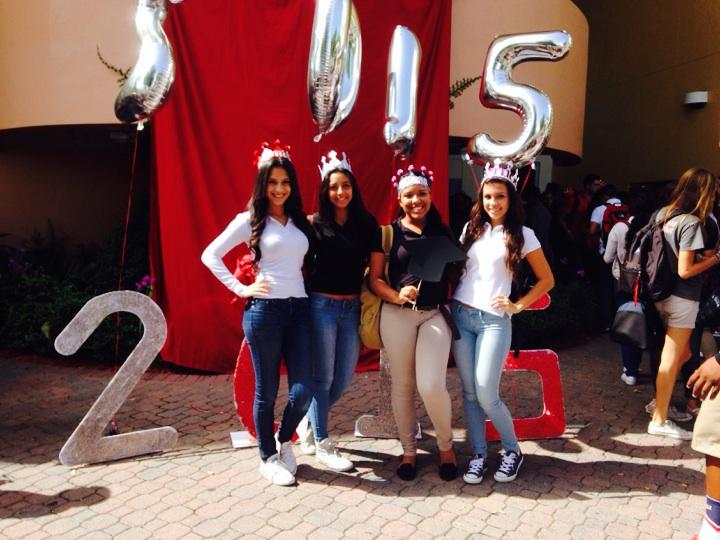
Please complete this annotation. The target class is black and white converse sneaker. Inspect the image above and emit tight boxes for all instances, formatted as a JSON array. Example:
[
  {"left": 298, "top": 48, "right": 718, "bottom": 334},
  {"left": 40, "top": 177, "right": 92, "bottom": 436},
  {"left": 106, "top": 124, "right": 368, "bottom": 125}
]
[
  {"left": 493, "top": 449, "right": 523, "bottom": 482},
  {"left": 463, "top": 454, "right": 487, "bottom": 484}
]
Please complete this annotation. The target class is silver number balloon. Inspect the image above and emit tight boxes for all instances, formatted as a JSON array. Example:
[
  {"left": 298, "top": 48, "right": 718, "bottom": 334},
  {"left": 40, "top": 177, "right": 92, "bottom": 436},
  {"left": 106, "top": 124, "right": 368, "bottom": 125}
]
[
  {"left": 308, "top": 0, "right": 362, "bottom": 141},
  {"left": 383, "top": 26, "right": 421, "bottom": 158},
  {"left": 115, "top": 0, "right": 176, "bottom": 124},
  {"left": 467, "top": 31, "right": 572, "bottom": 167}
]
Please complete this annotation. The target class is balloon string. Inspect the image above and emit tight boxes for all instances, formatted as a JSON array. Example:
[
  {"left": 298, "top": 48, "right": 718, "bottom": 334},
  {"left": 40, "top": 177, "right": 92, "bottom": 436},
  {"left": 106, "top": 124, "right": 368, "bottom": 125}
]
[
  {"left": 518, "top": 166, "right": 533, "bottom": 193},
  {"left": 110, "top": 125, "right": 141, "bottom": 434},
  {"left": 466, "top": 161, "right": 481, "bottom": 192}
]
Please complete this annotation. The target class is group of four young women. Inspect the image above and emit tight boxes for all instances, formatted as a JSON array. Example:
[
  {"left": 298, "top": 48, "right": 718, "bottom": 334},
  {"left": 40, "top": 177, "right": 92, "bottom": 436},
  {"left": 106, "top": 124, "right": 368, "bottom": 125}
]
[{"left": 201, "top": 143, "right": 554, "bottom": 486}]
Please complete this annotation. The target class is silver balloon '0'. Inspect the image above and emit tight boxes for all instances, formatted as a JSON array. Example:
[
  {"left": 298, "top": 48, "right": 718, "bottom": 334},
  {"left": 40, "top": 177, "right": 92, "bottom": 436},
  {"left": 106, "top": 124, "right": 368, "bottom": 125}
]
[
  {"left": 467, "top": 30, "right": 572, "bottom": 168},
  {"left": 115, "top": 0, "right": 176, "bottom": 124},
  {"left": 383, "top": 26, "right": 421, "bottom": 158},
  {"left": 308, "top": 0, "right": 362, "bottom": 142}
]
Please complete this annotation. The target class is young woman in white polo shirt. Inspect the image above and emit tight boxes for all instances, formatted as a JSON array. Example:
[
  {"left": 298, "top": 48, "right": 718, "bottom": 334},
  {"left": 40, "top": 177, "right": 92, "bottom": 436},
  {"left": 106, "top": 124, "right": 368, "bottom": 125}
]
[
  {"left": 451, "top": 161, "right": 554, "bottom": 484},
  {"left": 201, "top": 141, "right": 315, "bottom": 486}
]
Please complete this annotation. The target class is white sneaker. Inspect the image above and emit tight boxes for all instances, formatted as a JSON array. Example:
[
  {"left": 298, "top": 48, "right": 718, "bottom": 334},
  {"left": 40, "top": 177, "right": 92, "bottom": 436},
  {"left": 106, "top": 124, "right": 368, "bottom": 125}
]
[
  {"left": 275, "top": 434, "right": 298, "bottom": 474},
  {"left": 297, "top": 417, "right": 316, "bottom": 455},
  {"left": 259, "top": 454, "right": 295, "bottom": 486},
  {"left": 645, "top": 398, "right": 693, "bottom": 423},
  {"left": 647, "top": 419, "right": 692, "bottom": 440},
  {"left": 620, "top": 372, "right": 637, "bottom": 386},
  {"left": 315, "top": 438, "right": 353, "bottom": 472}
]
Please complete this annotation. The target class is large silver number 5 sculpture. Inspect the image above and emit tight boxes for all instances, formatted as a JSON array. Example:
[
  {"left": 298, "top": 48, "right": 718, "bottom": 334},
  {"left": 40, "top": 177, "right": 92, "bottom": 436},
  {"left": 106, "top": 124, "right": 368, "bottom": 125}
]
[
  {"left": 55, "top": 291, "right": 178, "bottom": 466},
  {"left": 467, "top": 30, "right": 572, "bottom": 167}
]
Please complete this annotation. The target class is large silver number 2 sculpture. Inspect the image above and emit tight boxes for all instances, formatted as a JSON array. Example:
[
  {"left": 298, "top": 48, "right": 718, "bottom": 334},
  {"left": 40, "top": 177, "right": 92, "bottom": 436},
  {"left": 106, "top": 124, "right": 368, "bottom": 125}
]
[{"left": 55, "top": 291, "right": 178, "bottom": 466}]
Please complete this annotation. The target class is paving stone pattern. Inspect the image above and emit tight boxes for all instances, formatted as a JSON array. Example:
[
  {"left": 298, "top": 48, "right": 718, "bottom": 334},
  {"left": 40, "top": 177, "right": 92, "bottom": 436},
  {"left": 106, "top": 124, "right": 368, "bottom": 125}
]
[{"left": 0, "top": 335, "right": 707, "bottom": 539}]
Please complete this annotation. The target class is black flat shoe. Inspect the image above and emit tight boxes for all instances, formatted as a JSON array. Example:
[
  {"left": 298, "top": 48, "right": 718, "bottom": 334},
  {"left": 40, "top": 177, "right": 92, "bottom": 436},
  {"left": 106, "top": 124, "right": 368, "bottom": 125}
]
[
  {"left": 439, "top": 462, "right": 458, "bottom": 481},
  {"left": 397, "top": 461, "right": 417, "bottom": 481}
]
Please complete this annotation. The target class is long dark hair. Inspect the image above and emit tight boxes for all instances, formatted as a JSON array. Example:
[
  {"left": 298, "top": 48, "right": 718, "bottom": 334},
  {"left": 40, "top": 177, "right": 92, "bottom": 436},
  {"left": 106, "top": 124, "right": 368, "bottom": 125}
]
[
  {"left": 247, "top": 157, "right": 314, "bottom": 264},
  {"left": 461, "top": 179, "right": 526, "bottom": 281},
  {"left": 315, "top": 168, "right": 374, "bottom": 231}
]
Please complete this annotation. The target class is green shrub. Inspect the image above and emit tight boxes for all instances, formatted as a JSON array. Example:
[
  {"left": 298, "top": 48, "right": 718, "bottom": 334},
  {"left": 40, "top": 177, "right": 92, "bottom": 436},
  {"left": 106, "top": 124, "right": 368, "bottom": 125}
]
[{"left": 0, "top": 220, "right": 149, "bottom": 362}]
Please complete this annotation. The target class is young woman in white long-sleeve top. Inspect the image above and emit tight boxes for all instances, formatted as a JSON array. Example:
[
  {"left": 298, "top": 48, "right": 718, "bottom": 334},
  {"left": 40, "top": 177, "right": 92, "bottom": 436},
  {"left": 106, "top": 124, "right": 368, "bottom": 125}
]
[{"left": 201, "top": 141, "right": 315, "bottom": 486}]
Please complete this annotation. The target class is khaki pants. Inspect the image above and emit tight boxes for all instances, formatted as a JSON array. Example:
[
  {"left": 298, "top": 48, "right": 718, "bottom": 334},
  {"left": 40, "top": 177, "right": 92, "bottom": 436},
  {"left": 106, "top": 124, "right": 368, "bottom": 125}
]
[
  {"left": 380, "top": 303, "right": 453, "bottom": 455},
  {"left": 693, "top": 391, "right": 720, "bottom": 458}
]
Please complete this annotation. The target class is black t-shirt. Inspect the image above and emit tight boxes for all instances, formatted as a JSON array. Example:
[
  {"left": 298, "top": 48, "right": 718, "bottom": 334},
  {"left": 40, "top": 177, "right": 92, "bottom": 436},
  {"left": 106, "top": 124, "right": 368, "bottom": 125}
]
[
  {"left": 372, "top": 218, "right": 454, "bottom": 306},
  {"left": 309, "top": 213, "right": 378, "bottom": 295}
]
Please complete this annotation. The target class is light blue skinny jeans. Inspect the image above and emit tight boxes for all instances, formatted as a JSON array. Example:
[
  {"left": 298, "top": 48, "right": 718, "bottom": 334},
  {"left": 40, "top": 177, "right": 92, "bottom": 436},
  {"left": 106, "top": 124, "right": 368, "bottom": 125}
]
[
  {"left": 451, "top": 300, "right": 519, "bottom": 456},
  {"left": 308, "top": 293, "right": 361, "bottom": 441}
]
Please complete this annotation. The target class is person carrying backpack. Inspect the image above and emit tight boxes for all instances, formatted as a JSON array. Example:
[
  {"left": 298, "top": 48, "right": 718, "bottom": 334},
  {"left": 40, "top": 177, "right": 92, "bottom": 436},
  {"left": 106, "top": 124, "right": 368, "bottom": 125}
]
[
  {"left": 589, "top": 184, "right": 624, "bottom": 329},
  {"left": 603, "top": 192, "right": 651, "bottom": 386},
  {"left": 647, "top": 168, "right": 720, "bottom": 441}
]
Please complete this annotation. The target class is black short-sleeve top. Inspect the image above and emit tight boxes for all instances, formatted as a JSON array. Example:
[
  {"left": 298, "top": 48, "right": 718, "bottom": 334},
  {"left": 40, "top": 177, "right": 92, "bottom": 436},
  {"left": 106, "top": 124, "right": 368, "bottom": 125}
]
[
  {"left": 309, "top": 213, "right": 378, "bottom": 295},
  {"left": 372, "top": 219, "right": 454, "bottom": 306}
]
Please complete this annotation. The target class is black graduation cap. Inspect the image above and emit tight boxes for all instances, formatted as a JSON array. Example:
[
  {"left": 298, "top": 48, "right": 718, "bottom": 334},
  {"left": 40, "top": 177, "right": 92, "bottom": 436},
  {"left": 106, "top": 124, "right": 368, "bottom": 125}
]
[{"left": 404, "top": 236, "right": 467, "bottom": 282}]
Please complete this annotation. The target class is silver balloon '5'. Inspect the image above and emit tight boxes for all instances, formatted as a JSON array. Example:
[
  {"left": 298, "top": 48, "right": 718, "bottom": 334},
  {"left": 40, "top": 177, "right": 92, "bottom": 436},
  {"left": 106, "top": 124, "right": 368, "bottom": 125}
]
[
  {"left": 467, "top": 31, "right": 572, "bottom": 168},
  {"left": 115, "top": 0, "right": 178, "bottom": 124},
  {"left": 383, "top": 26, "right": 421, "bottom": 159},
  {"left": 308, "top": 0, "right": 362, "bottom": 142}
]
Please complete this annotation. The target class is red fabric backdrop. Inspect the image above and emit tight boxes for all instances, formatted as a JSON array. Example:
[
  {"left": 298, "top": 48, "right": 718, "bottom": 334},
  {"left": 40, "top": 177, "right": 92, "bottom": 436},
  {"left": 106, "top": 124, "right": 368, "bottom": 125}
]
[{"left": 150, "top": 1, "right": 452, "bottom": 372}]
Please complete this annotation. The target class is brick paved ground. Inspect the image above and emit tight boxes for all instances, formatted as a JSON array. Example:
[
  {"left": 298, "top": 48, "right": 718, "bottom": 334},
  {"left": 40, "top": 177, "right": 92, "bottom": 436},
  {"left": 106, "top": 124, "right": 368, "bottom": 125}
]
[{"left": 0, "top": 334, "right": 707, "bottom": 539}]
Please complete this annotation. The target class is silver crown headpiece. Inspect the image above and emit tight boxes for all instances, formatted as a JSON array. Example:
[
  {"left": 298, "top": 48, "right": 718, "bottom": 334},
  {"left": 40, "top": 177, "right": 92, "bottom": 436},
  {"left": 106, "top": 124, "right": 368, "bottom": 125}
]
[
  {"left": 391, "top": 164, "right": 434, "bottom": 194},
  {"left": 482, "top": 158, "right": 519, "bottom": 189},
  {"left": 254, "top": 139, "right": 291, "bottom": 170},
  {"left": 318, "top": 150, "right": 352, "bottom": 181}
]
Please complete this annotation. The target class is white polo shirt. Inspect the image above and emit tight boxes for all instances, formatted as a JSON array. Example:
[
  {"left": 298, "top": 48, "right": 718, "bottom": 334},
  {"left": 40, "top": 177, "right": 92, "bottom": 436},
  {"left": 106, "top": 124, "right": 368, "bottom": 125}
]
[
  {"left": 201, "top": 211, "right": 309, "bottom": 299},
  {"left": 453, "top": 222, "right": 541, "bottom": 316}
]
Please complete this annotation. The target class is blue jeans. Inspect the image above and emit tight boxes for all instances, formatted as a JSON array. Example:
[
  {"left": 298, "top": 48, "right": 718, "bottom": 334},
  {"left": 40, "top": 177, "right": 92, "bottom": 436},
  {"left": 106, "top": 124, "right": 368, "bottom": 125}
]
[
  {"left": 451, "top": 301, "right": 519, "bottom": 456},
  {"left": 242, "top": 297, "right": 313, "bottom": 461},
  {"left": 308, "top": 293, "right": 361, "bottom": 440}
]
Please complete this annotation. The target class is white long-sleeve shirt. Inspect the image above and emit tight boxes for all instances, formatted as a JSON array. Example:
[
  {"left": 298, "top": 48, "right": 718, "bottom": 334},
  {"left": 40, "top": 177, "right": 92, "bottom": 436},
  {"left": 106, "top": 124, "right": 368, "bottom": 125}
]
[{"left": 201, "top": 211, "right": 309, "bottom": 299}]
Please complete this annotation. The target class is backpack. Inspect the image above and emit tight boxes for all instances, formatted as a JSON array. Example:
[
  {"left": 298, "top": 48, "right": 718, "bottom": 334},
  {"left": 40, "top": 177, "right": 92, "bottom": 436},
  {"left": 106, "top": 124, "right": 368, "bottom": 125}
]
[
  {"left": 618, "top": 211, "right": 677, "bottom": 302},
  {"left": 359, "top": 225, "right": 393, "bottom": 349},
  {"left": 602, "top": 201, "right": 630, "bottom": 241}
]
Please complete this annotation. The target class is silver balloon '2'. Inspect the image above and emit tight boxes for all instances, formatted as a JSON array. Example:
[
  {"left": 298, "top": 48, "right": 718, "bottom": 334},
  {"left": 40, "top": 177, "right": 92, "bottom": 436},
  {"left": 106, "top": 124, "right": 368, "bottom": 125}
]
[
  {"left": 115, "top": 0, "right": 176, "bottom": 124},
  {"left": 383, "top": 26, "right": 421, "bottom": 159},
  {"left": 467, "top": 30, "right": 572, "bottom": 168},
  {"left": 308, "top": 0, "right": 361, "bottom": 141}
]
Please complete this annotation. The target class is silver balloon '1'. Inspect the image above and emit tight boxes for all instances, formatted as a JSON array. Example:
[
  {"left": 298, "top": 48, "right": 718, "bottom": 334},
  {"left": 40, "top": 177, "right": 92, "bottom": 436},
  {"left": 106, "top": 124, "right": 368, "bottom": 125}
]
[
  {"left": 467, "top": 30, "right": 572, "bottom": 168},
  {"left": 115, "top": 0, "right": 176, "bottom": 124},
  {"left": 308, "top": 0, "right": 361, "bottom": 141},
  {"left": 383, "top": 26, "right": 421, "bottom": 158}
]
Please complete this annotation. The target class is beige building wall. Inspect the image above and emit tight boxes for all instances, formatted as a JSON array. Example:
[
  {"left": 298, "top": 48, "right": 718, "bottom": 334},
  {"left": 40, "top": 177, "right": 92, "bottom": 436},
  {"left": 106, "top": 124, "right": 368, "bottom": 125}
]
[
  {"left": 556, "top": 0, "right": 720, "bottom": 188},
  {"left": 0, "top": 0, "right": 136, "bottom": 129},
  {"left": 450, "top": 0, "right": 589, "bottom": 165}
]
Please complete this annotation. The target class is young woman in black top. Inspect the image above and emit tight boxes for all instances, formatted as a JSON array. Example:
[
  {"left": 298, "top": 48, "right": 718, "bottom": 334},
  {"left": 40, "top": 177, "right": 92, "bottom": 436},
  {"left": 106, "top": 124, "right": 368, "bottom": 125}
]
[
  {"left": 368, "top": 165, "right": 458, "bottom": 481},
  {"left": 303, "top": 150, "right": 377, "bottom": 471}
]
